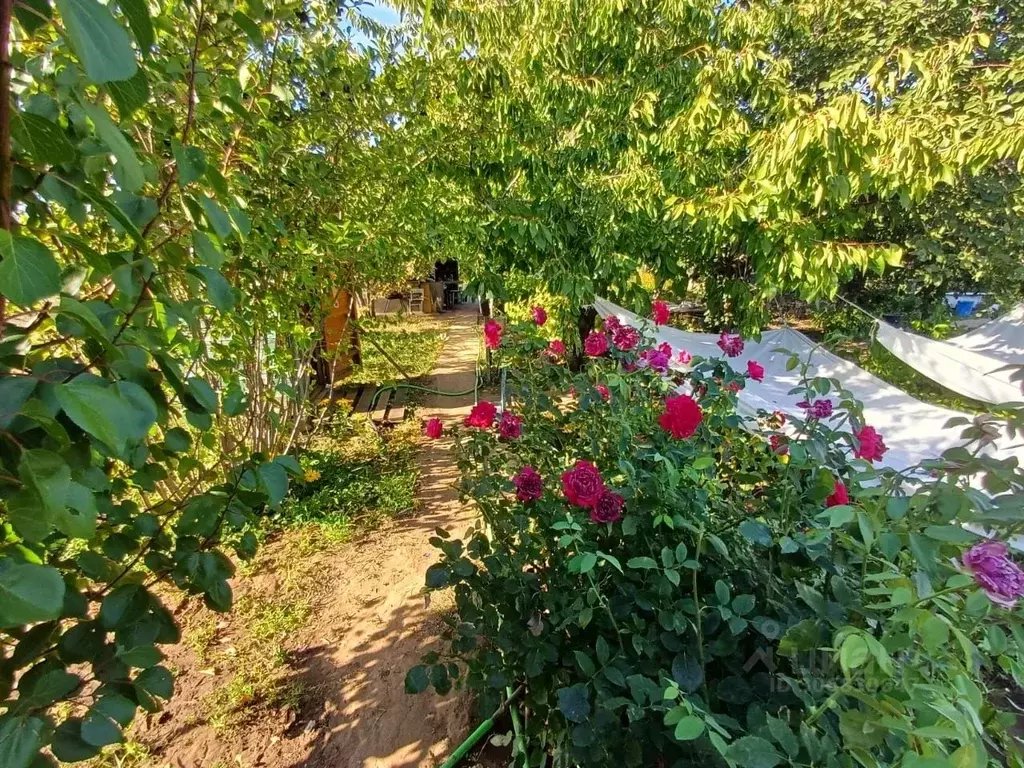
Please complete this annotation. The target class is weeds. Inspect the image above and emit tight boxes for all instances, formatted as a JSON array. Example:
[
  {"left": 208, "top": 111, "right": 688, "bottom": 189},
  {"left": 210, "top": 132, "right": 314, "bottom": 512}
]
[{"left": 348, "top": 312, "right": 446, "bottom": 383}]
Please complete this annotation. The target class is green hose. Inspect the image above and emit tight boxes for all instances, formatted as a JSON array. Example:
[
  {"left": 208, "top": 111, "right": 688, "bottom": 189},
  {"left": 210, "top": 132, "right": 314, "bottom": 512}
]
[{"left": 439, "top": 686, "right": 523, "bottom": 768}]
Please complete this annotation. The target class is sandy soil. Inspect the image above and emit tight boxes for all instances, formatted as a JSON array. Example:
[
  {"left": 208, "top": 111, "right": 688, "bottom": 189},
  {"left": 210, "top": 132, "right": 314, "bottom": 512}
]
[{"left": 134, "top": 307, "right": 486, "bottom": 768}]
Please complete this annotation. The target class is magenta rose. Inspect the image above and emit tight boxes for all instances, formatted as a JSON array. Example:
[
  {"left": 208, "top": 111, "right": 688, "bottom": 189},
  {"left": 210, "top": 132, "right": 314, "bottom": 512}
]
[
  {"left": 651, "top": 300, "right": 670, "bottom": 326},
  {"left": 590, "top": 489, "right": 624, "bottom": 523},
  {"left": 498, "top": 411, "right": 522, "bottom": 439},
  {"left": 962, "top": 541, "right": 1024, "bottom": 608},
  {"left": 612, "top": 325, "right": 641, "bottom": 351},
  {"left": 513, "top": 466, "right": 544, "bottom": 502},
  {"left": 465, "top": 400, "right": 497, "bottom": 428},
  {"left": 854, "top": 425, "right": 887, "bottom": 462},
  {"left": 561, "top": 460, "right": 605, "bottom": 508},
  {"left": 423, "top": 417, "right": 443, "bottom": 439},
  {"left": 584, "top": 331, "right": 610, "bottom": 357},
  {"left": 717, "top": 332, "right": 744, "bottom": 357},
  {"left": 531, "top": 306, "right": 547, "bottom": 326}
]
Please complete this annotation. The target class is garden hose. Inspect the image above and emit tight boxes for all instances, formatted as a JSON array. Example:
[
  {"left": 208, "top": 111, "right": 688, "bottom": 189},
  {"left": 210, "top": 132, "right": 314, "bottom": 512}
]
[{"left": 439, "top": 685, "right": 523, "bottom": 768}]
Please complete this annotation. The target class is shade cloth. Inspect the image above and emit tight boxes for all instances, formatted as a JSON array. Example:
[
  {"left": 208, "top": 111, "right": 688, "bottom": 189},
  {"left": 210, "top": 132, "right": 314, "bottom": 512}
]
[
  {"left": 594, "top": 297, "right": 1024, "bottom": 474},
  {"left": 874, "top": 320, "right": 1022, "bottom": 405}
]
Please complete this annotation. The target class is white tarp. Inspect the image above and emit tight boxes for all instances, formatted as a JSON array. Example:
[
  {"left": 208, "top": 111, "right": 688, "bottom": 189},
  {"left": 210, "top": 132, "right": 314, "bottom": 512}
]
[
  {"left": 594, "top": 297, "right": 1024, "bottom": 474},
  {"left": 874, "top": 320, "right": 1022, "bottom": 405},
  {"left": 946, "top": 304, "right": 1024, "bottom": 365}
]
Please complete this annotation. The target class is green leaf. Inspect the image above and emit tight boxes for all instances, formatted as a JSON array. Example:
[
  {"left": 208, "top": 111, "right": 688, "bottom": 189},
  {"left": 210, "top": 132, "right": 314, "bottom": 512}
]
[
  {"left": 627, "top": 557, "right": 658, "bottom": 570},
  {"left": 674, "top": 715, "right": 705, "bottom": 741},
  {"left": 99, "top": 584, "right": 149, "bottom": 630},
  {"left": 186, "top": 377, "right": 218, "bottom": 414},
  {"left": 12, "top": 112, "right": 76, "bottom": 165},
  {"left": 258, "top": 461, "right": 287, "bottom": 507},
  {"left": 83, "top": 102, "right": 144, "bottom": 193},
  {"left": 56, "top": 379, "right": 127, "bottom": 453},
  {"left": 22, "top": 668, "right": 80, "bottom": 708},
  {"left": 191, "top": 233, "right": 224, "bottom": 271},
  {"left": 405, "top": 665, "right": 429, "bottom": 694},
  {"left": 117, "top": 645, "right": 163, "bottom": 668},
  {"left": 0, "top": 232, "right": 61, "bottom": 306},
  {"left": 14, "top": 0, "right": 53, "bottom": 34},
  {"left": 193, "top": 266, "right": 235, "bottom": 311},
  {"left": 923, "top": 525, "right": 977, "bottom": 544},
  {"left": 164, "top": 427, "right": 191, "bottom": 453},
  {"left": 199, "top": 195, "right": 234, "bottom": 239},
  {"left": 174, "top": 141, "right": 207, "bottom": 187},
  {"left": 0, "top": 377, "right": 36, "bottom": 428},
  {"left": 51, "top": 718, "right": 100, "bottom": 761},
  {"left": 105, "top": 69, "right": 150, "bottom": 118},
  {"left": 54, "top": 0, "right": 138, "bottom": 83},
  {"left": 425, "top": 564, "right": 449, "bottom": 588},
  {"left": 118, "top": 0, "right": 153, "bottom": 53},
  {"left": 0, "top": 714, "right": 45, "bottom": 768},
  {"left": 726, "top": 735, "right": 782, "bottom": 768},
  {"left": 133, "top": 666, "right": 173, "bottom": 712},
  {"left": 233, "top": 11, "right": 263, "bottom": 46},
  {"left": 738, "top": 520, "right": 772, "bottom": 547},
  {"left": 66, "top": 178, "right": 144, "bottom": 244},
  {"left": 18, "top": 449, "right": 70, "bottom": 517},
  {"left": 58, "top": 295, "right": 111, "bottom": 343},
  {"left": 556, "top": 684, "right": 590, "bottom": 723},
  {"left": 0, "top": 561, "right": 66, "bottom": 628},
  {"left": 691, "top": 456, "right": 714, "bottom": 470}
]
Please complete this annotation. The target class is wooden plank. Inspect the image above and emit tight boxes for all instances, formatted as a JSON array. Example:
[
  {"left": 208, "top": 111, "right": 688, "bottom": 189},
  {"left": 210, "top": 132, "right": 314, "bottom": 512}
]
[
  {"left": 371, "top": 389, "right": 391, "bottom": 423},
  {"left": 354, "top": 385, "right": 376, "bottom": 414},
  {"left": 387, "top": 388, "right": 406, "bottom": 423}
]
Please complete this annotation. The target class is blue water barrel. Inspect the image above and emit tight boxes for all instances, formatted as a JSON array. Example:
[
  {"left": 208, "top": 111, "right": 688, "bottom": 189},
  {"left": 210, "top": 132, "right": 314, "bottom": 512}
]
[{"left": 954, "top": 299, "right": 974, "bottom": 317}]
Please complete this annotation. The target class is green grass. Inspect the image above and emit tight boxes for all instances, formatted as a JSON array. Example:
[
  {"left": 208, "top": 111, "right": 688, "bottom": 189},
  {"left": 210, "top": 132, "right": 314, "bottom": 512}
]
[
  {"left": 348, "top": 312, "right": 446, "bottom": 384},
  {"left": 269, "top": 415, "right": 420, "bottom": 537}
]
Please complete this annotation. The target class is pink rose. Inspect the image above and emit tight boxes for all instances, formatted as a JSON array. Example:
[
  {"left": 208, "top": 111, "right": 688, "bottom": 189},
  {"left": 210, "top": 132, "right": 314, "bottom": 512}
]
[
  {"left": 717, "top": 332, "right": 744, "bottom": 357},
  {"left": 677, "top": 349, "right": 692, "bottom": 365},
  {"left": 531, "top": 306, "right": 547, "bottom": 326},
  {"left": 854, "top": 425, "right": 887, "bottom": 462},
  {"left": 484, "top": 319, "right": 503, "bottom": 350},
  {"left": 604, "top": 315, "right": 621, "bottom": 334},
  {"left": 590, "top": 489, "right": 624, "bottom": 523},
  {"left": 747, "top": 360, "right": 765, "bottom": 382},
  {"left": 799, "top": 399, "right": 833, "bottom": 419},
  {"left": 651, "top": 300, "right": 670, "bottom": 326},
  {"left": 544, "top": 339, "right": 566, "bottom": 359},
  {"left": 561, "top": 460, "right": 605, "bottom": 508},
  {"left": 612, "top": 325, "right": 641, "bottom": 351},
  {"left": 513, "top": 466, "right": 543, "bottom": 502},
  {"left": 596, "top": 384, "right": 611, "bottom": 402},
  {"left": 465, "top": 400, "right": 497, "bottom": 428},
  {"left": 962, "top": 541, "right": 1024, "bottom": 608},
  {"left": 584, "top": 331, "right": 610, "bottom": 357},
  {"left": 498, "top": 411, "right": 522, "bottom": 439},
  {"left": 424, "top": 417, "right": 443, "bottom": 439}
]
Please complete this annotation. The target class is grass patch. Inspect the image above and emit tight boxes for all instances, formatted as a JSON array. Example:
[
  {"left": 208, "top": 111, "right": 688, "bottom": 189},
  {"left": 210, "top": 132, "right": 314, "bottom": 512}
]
[
  {"left": 82, "top": 742, "right": 152, "bottom": 768},
  {"left": 270, "top": 415, "right": 420, "bottom": 537},
  {"left": 348, "top": 312, "right": 446, "bottom": 383}
]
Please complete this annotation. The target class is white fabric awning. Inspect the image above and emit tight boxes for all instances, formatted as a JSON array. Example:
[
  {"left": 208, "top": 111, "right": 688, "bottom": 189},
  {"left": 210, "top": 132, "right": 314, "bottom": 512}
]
[
  {"left": 594, "top": 297, "right": 1024, "bottom": 474},
  {"left": 874, "top": 320, "right": 1022, "bottom": 405}
]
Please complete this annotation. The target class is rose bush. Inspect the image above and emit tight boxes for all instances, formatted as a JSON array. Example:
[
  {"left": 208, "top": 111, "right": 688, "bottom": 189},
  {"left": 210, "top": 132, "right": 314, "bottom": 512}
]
[{"left": 410, "top": 313, "right": 1024, "bottom": 768}]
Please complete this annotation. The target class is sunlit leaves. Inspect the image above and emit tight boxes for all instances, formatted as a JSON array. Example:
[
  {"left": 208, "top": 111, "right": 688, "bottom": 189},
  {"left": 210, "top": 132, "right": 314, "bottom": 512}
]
[
  {"left": 54, "top": 0, "right": 138, "bottom": 84},
  {"left": 0, "top": 233, "right": 61, "bottom": 306}
]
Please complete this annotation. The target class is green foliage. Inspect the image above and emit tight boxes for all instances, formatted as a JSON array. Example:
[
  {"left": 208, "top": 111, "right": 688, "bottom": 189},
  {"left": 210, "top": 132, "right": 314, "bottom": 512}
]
[
  {"left": 415, "top": 316, "right": 1024, "bottom": 766},
  {"left": 348, "top": 313, "right": 447, "bottom": 384},
  {"left": 402, "top": 0, "right": 1024, "bottom": 329},
  {"left": 272, "top": 416, "right": 420, "bottom": 534}
]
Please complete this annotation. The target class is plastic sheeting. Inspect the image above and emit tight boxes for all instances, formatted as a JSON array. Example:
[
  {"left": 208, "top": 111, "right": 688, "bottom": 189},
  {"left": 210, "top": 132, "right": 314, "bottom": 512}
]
[
  {"left": 593, "top": 297, "right": 1024, "bottom": 473},
  {"left": 946, "top": 304, "right": 1024, "bottom": 365},
  {"left": 874, "top": 320, "right": 1022, "bottom": 405}
]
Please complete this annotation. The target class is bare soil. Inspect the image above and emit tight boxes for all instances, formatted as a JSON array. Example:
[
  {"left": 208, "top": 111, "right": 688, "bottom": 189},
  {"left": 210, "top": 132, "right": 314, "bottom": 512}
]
[{"left": 133, "top": 307, "right": 488, "bottom": 768}]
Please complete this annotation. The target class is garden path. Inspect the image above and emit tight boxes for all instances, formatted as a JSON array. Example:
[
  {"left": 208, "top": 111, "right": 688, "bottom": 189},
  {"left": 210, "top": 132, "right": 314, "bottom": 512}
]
[{"left": 134, "top": 307, "right": 484, "bottom": 768}]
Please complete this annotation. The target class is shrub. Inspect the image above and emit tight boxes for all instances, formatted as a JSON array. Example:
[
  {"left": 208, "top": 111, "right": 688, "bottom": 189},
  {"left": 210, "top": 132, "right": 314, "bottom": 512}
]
[{"left": 411, "top": 311, "right": 1024, "bottom": 767}]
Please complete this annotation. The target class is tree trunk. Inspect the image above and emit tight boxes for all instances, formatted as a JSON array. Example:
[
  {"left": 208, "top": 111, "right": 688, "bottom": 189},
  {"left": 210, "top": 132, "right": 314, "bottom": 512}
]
[{"left": 571, "top": 305, "right": 598, "bottom": 371}]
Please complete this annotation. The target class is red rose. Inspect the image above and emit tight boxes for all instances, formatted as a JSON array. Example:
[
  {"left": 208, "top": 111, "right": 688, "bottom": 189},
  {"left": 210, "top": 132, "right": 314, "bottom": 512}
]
[
  {"left": 465, "top": 400, "right": 497, "bottom": 429},
  {"left": 424, "top": 417, "right": 443, "bottom": 439},
  {"left": 498, "top": 411, "right": 522, "bottom": 439},
  {"left": 531, "top": 306, "right": 547, "bottom": 326},
  {"left": 651, "top": 300, "right": 670, "bottom": 326},
  {"left": 483, "top": 319, "right": 503, "bottom": 350},
  {"left": 513, "top": 466, "right": 543, "bottom": 502},
  {"left": 769, "top": 434, "right": 788, "bottom": 455},
  {"left": 854, "top": 425, "right": 887, "bottom": 462},
  {"left": 658, "top": 395, "right": 702, "bottom": 439},
  {"left": 590, "top": 489, "right": 624, "bottom": 523},
  {"left": 543, "top": 339, "right": 566, "bottom": 359},
  {"left": 826, "top": 480, "right": 849, "bottom": 508},
  {"left": 747, "top": 360, "right": 765, "bottom": 382},
  {"left": 584, "top": 331, "right": 610, "bottom": 357},
  {"left": 561, "top": 460, "right": 605, "bottom": 508},
  {"left": 596, "top": 384, "right": 611, "bottom": 402},
  {"left": 717, "top": 332, "right": 744, "bottom": 357}
]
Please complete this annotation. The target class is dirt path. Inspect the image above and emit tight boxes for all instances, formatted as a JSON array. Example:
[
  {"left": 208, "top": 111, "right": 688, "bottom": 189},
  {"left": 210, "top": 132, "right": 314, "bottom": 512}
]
[{"left": 135, "top": 307, "right": 482, "bottom": 768}]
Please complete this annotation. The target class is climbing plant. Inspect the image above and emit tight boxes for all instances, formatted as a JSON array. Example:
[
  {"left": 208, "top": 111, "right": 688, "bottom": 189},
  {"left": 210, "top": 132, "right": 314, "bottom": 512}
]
[{"left": 0, "top": 0, "right": 449, "bottom": 763}]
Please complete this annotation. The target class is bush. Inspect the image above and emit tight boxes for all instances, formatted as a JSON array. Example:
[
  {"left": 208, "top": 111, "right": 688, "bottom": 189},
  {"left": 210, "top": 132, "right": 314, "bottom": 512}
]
[{"left": 412, "top": 312, "right": 1024, "bottom": 767}]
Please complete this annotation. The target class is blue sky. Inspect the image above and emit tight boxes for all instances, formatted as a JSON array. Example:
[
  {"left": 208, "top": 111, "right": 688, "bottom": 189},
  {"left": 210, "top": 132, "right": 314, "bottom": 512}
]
[{"left": 346, "top": 1, "right": 402, "bottom": 49}]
